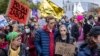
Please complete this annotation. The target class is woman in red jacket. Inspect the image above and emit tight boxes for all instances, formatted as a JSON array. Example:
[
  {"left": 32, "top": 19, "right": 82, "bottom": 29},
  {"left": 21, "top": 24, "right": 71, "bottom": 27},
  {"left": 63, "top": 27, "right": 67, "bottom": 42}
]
[{"left": 21, "top": 25, "right": 37, "bottom": 56}]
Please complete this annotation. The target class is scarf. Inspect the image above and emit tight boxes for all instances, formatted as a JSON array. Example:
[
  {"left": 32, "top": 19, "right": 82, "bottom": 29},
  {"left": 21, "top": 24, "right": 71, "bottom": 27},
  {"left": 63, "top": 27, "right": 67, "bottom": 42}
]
[{"left": 9, "top": 45, "right": 20, "bottom": 56}]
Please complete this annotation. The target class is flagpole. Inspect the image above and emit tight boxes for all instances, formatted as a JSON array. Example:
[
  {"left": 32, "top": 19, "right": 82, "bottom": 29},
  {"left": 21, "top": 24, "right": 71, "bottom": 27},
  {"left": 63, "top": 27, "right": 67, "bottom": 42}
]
[{"left": 63, "top": 0, "right": 64, "bottom": 9}]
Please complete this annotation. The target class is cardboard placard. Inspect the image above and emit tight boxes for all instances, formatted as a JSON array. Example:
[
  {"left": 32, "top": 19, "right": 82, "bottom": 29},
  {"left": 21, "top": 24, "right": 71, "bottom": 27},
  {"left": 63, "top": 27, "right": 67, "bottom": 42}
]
[
  {"left": 55, "top": 42, "right": 75, "bottom": 56},
  {"left": 6, "top": 0, "right": 30, "bottom": 24}
]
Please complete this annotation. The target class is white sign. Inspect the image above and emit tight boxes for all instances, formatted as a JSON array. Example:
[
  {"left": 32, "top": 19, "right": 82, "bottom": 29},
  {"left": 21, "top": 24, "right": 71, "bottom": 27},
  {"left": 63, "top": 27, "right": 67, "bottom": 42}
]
[{"left": 0, "top": 15, "right": 8, "bottom": 27}]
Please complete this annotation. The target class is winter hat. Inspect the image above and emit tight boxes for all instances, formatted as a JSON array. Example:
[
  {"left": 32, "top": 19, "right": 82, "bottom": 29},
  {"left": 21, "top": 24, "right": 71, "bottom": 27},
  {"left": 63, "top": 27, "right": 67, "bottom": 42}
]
[
  {"left": 6, "top": 32, "right": 20, "bottom": 41},
  {"left": 88, "top": 26, "right": 100, "bottom": 37},
  {"left": 76, "top": 15, "right": 84, "bottom": 22}
]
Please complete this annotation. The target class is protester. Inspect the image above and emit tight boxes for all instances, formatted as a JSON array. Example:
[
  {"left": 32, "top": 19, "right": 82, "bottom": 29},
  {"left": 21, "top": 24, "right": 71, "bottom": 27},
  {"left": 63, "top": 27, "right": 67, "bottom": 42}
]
[
  {"left": 12, "top": 24, "right": 19, "bottom": 32},
  {"left": 21, "top": 25, "right": 37, "bottom": 56},
  {"left": 34, "top": 22, "right": 40, "bottom": 30},
  {"left": 78, "top": 26, "right": 100, "bottom": 56},
  {"left": 95, "top": 16, "right": 100, "bottom": 26},
  {"left": 61, "top": 16, "right": 69, "bottom": 27},
  {"left": 38, "top": 17, "right": 46, "bottom": 28},
  {"left": 56, "top": 24, "right": 74, "bottom": 44},
  {"left": 71, "top": 15, "right": 84, "bottom": 42},
  {"left": 95, "top": 7, "right": 100, "bottom": 26},
  {"left": 6, "top": 32, "right": 29, "bottom": 56},
  {"left": 55, "top": 24, "right": 76, "bottom": 56},
  {"left": 0, "top": 30, "right": 8, "bottom": 56},
  {"left": 0, "top": 32, "right": 8, "bottom": 49},
  {"left": 83, "top": 19, "right": 92, "bottom": 40},
  {"left": 34, "top": 16, "right": 57, "bottom": 56}
]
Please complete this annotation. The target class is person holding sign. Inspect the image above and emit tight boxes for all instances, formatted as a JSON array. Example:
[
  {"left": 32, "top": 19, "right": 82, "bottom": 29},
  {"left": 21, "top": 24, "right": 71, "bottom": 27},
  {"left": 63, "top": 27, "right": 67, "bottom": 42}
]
[{"left": 55, "top": 24, "right": 76, "bottom": 56}]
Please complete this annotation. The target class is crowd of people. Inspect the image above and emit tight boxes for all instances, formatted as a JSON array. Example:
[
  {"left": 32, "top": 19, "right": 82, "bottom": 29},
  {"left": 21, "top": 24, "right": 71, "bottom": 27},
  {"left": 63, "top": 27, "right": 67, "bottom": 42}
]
[{"left": 0, "top": 7, "right": 100, "bottom": 56}]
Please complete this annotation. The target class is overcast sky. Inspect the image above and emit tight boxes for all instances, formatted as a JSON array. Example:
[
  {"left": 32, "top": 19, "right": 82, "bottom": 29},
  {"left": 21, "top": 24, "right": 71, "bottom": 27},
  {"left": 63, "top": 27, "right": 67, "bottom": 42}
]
[
  {"left": 52, "top": 0, "right": 100, "bottom": 7},
  {"left": 33, "top": 0, "right": 100, "bottom": 7}
]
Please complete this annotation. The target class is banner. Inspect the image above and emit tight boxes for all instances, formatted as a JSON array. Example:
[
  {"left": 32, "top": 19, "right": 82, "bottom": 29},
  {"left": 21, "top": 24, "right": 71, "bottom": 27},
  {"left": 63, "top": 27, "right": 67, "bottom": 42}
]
[
  {"left": 55, "top": 42, "right": 75, "bottom": 56},
  {"left": 32, "top": 8, "right": 39, "bottom": 21},
  {"left": 6, "top": 0, "right": 30, "bottom": 24},
  {"left": 73, "top": 1, "right": 84, "bottom": 15},
  {"left": 39, "top": 0, "right": 64, "bottom": 20},
  {"left": 0, "top": 15, "right": 8, "bottom": 27}
]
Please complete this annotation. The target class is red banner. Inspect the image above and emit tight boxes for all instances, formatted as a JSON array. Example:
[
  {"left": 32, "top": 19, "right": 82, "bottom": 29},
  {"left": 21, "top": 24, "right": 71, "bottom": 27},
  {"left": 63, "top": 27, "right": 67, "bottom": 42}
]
[{"left": 6, "top": 0, "right": 30, "bottom": 24}]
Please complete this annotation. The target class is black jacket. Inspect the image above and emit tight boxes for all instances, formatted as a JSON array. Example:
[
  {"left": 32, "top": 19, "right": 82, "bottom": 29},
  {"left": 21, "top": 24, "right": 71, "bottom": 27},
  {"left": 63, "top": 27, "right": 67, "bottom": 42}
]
[{"left": 5, "top": 44, "right": 29, "bottom": 56}]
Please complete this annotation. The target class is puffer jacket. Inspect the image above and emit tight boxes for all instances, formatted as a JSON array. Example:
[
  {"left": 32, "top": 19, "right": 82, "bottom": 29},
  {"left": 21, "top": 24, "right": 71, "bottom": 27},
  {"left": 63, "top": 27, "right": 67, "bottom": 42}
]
[{"left": 34, "top": 28, "right": 57, "bottom": 56}]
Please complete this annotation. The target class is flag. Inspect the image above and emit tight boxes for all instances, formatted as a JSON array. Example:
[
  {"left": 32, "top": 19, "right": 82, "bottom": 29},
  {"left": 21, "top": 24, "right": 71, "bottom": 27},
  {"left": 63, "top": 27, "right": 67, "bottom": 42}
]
[
  {"left": 39, "top": 0, "right": 64, "bottom": 20},
  {"left": 76, "top": 1, "right": 84, "bottom": 15},
  {"left": 73, "top": 1, "right": 84, "bottom": 15},
  {"left": 73, "top": 3, "right": 77, "bottom": 15}
]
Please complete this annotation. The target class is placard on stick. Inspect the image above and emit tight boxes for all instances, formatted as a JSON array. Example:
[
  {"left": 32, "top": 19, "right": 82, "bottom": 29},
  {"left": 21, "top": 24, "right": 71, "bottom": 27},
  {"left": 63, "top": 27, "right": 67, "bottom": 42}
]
[{"left": 6, "top": 0, "right": 30, "bottom": 24}]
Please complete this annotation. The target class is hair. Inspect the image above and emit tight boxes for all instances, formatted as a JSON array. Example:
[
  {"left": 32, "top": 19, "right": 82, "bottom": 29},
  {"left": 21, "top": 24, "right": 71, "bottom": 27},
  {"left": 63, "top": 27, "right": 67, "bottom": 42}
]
[
  {"left": 0, "top": 33, "right": 6, "bottom": 39},
  {"left": 45, "top": 16, "right": 56, "bottom": 23},
  {"left": 87, "top": 27, "right": 100, "bottom": 49},
  {"left": 82, "top": 26, "right": 100, "bottom": 51},
  {"left": 87, "top": 36, "right": 97, "bottom": 49},
  {"left": 96, "top": 7, "right": 100, "bottom": 13},
  {"left": 34, "top": 22, "right": 39, "bottom": 26},
  {"left": 56, "top": 24, "right": 70, "bottom": 43},
  {"left": 59, "top": 24, "right": 69, "bottom": 34}
]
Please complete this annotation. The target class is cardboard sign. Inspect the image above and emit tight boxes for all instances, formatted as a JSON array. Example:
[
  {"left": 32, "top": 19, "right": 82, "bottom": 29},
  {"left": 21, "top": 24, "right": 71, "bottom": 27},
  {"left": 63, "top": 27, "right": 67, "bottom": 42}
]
[
  {"left": 0, "top": 15, "right": 8, "bottom": 27},
  {"left": 6, "top": 0, "right": 30, "bottom": 24},
  {"left": 55, "top": 42, "right": 75, "bottom": 56}
]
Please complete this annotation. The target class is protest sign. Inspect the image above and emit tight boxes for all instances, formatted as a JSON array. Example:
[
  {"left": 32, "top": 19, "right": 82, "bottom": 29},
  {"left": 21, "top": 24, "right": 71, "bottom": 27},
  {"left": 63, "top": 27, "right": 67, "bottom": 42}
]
[
  {"left": 0, "top": 15, "right": 8, "bottom": 27},
  {"left": 55, "top": 42, "right": 75, "bottom": 56},
  {"left": 6, "top": 0, "right": 30, "bottom": 24}
]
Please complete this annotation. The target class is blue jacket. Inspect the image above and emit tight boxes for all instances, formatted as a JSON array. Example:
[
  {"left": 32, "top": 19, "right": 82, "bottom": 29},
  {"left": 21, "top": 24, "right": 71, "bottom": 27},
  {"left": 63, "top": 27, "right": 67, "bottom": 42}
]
[
  {"left": 77, "top": 43, "right": 100, "bottom": 56},
  {"left": 77, "top": 46, "right": 91, "bottom": 56},
  {"left": 34, "top": 29, "right": 57, "bottom": 56},
  {"left": 78, "top": 46, "right": 100, "bottom": 56}
]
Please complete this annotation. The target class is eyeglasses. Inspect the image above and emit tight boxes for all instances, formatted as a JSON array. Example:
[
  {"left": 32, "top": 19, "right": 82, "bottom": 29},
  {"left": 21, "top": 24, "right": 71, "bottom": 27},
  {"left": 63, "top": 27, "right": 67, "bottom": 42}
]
[
  {"left": 34, "top": 25, "right": 39, "bottom": 26},
  {"left": 60, "top": 30, "right": 66, "bottom": 32},
  {"left": 49, "top": 22, "right": 55, "bottom": 24}
]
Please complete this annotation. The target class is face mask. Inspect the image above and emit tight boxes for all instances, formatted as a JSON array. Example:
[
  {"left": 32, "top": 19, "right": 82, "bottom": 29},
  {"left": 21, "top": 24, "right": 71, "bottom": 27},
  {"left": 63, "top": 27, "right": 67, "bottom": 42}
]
[
  {"left": 96, "top": 43, "right": 100, "bottom": 49},
  {"left": 25, "top": 29, "right": 30, "bottom": 33},
  {"left": 31, "top": 23, "right": 34, "bottom": 26}
]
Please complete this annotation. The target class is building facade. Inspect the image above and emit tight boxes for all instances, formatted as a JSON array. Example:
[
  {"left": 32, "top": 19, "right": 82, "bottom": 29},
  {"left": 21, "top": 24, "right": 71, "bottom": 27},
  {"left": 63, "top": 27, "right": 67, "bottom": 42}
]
[{"left": 63, "top": 1, "right": 99, "bottom": 19}]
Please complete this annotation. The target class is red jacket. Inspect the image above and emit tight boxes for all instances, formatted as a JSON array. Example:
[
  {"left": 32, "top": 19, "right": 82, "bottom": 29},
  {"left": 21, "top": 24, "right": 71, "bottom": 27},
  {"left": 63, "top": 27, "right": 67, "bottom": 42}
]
[
  {"left": 0, "top": 42, "right": 8, "bottom": 49},
  {"left": 21, "top": 32, "right": 37, "bottom": 56}
]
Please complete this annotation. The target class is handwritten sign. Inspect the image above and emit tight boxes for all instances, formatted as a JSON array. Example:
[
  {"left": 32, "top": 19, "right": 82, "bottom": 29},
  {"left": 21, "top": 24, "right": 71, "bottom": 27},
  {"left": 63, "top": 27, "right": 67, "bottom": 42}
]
[
  {"left": 55, "top": 42, "right": 75, "bottom": 56},
  {"left": 0, "top": 15, "right": 8, "bottom": 27},
  {"left": 6, "top": 0, "right": 30, "bottom": 24}
]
